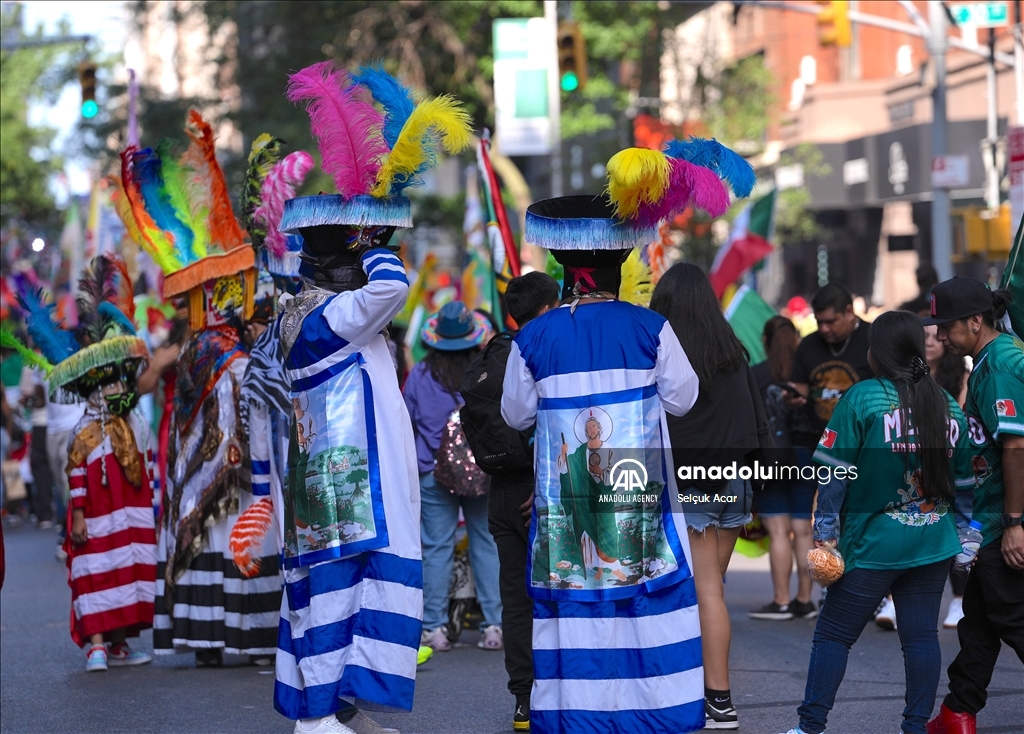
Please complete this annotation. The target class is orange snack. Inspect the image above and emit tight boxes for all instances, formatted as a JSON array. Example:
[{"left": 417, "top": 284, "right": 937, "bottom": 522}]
[{"left": 807, "top": 544, "right": 845, "bottom": 587}]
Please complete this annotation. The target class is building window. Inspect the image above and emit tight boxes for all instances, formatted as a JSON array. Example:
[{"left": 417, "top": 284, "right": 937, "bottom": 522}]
[
  {"left": 896, "top": 45, "right": 913, "bottom": 77},
  {"left": 800, "top": 55, "right": 817, "bottom": 86}
]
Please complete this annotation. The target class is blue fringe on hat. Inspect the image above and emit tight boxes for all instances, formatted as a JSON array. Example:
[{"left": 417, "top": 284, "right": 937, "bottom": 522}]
[
  {"left": 279, "top": 194, "right": 413, "bottom": 233},
  {"left": 524, "top": 205, "right": 658, "bottom": 251}
]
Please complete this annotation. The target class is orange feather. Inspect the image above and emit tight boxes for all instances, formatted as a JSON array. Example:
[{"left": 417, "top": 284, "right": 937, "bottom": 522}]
[
  {"left": 229, "top": 497, "right": 274, "bottom": 578},
  {"left": 182, "top": 110, "right": 244, "bottom": 252}
]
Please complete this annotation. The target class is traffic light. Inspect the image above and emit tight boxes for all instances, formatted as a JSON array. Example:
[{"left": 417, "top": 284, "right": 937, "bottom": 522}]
[
  {"left": 816, "top": 1, "right": 851, "bottom": 47},
  {"left": 557, "top": 21, "right": 587, "bottom": 93},
  {"left": 79, "top": 62, "right": 98, "bottom": 119}
]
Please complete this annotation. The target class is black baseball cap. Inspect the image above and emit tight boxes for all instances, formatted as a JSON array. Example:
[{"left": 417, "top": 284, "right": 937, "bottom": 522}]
[{"left": 921, "top": 277, "right": 994, "bottom": 325}]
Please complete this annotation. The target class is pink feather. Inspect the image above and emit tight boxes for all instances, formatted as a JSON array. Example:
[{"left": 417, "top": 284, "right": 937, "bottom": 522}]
[
  {"left": 255, "top": 151, "right": 315, "bottom": 257},
  {"left": 635, "top": 158, "right": 730, "bottom": 226},
  {"left": 286, "top": 61, "right": 388, "bottom": 199}
]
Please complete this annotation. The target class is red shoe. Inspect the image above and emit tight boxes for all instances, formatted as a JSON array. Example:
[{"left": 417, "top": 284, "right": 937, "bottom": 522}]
[{"left": 926, "top": 704, "right": 976, "bottom": 734}]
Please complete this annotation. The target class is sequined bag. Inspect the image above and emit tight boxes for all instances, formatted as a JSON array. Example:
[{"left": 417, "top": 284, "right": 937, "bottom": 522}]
[{"left": 434, "top": 408, "right": 490, "bottom": 498}]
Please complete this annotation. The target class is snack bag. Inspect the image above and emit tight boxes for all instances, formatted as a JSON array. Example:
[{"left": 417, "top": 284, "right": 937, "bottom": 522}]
[{"left": 807, "top": 542, "right": 844, "bottom": 587}]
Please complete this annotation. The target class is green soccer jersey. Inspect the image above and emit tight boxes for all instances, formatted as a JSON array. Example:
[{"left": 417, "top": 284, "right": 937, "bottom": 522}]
[
  {"left": 813, "top": 378, "right": 973, "bottom": 571},
  {"left": 963, "top": 333, "right": 1024, "bottom": 548}
]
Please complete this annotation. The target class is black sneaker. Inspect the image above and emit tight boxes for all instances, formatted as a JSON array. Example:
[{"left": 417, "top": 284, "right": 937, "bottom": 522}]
[
  {"left": 748, "top": 601, "right": 793, "bottom": 620},
  {"left": 790, "top": 598, "right": 818, "bottom": 619},
  {"left": 704, "top": 696, "right": 739, "bottom": 730},
  {"left": 513, "top": 693, "right": 530, "bottom": 731}
]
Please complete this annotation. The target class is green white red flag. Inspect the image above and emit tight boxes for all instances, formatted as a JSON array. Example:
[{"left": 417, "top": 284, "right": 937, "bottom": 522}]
[{"left": 709, "top": 189, "right": 776, "bottom": 299}]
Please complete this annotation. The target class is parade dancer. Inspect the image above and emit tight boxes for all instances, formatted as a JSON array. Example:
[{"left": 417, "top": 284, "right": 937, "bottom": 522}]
[
  {"left": 272, "top": 62, "right": 472, "bottom": 734},
  {"left": 17, "top": 255, "right": 157, "bottom": 671},
  {"left": 111, "top": 111, "right": 281, "bottom": 665},
  {"left": 500, "top": 140, "right": 749, "bottom": 734}
]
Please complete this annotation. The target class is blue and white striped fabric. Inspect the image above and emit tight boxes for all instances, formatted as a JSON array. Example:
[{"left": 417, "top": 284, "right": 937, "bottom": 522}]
[
  {"left": 275, "top": 248, "right": 423, "bottom": 720},
  {"left": 532, "top": 578, "right": 704, "bottom": 734}
]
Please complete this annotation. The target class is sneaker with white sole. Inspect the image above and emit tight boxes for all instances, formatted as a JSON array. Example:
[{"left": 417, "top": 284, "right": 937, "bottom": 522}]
[
  {"left": 478, "top": 624, "right": 503, "bottom": 650},
  {"left": 777, "top": 729, "right": 813, "bottom": 734},
  {"left": 343, "top": 710, "right": 399, "bottom": 734},
  {"left": 875, "top": 597, "right": 897, "bottom": 630},
  {"left": 942, "top": 597, "right": 964, "bottom": 629},
  {"left": 293, "top": 716, "right": 357, "bottom": 734},
  {"left": 790, "top": 598, "right": 818, "bottom": 619},
  {"left": 748, "top": 601, "right": 793, "bottom": 620},
  {"left": 704, "top": 696, "right": 739, "bottom": 729},
  {"left": 420, "top": 626, "right": 451, "bottom": 652},
  {"left": 85, "top": 644, "right": 108, "bottom": 672},
  {"left": 107, "top": 642, "right": 152, "bottom": 667}
]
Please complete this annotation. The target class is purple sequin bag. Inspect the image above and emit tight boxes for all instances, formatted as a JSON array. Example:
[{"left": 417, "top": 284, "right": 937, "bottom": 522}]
[{"left": 434, "top": 409, "right": 490, "bottom": 497}]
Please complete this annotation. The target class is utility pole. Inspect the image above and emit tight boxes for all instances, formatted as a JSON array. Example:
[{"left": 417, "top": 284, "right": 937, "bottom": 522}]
[
  {"left": 544, "top": 0, "right": 563, "bottom": 198},
  {"left": 929, "top": 2, "right": 953, "bottom": 281},
  {"left": 986, "top": 27, "right": 1001, "bottom": 211}
]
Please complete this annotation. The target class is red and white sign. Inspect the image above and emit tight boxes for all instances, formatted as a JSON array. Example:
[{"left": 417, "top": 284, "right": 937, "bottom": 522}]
[
  {"left": 819, "top": 429, "right": 838, "bottom": 449},
  {"left": 1009, "top": 126, "right": 1024, "bottom": 234},
  {"left": 931, "top": 155, "right": 971, "bottom": 189},
  {"left": 996, "top": 399, "right": 1017, "bottom": 418}
]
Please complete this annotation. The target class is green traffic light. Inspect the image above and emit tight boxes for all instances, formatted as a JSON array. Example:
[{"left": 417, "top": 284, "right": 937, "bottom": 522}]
[
  {"left": 560, "top": 71, "right": 579, "bottom": 92},
  {"left": 81, "top": 100, "right": 99, "bottom": 119}
]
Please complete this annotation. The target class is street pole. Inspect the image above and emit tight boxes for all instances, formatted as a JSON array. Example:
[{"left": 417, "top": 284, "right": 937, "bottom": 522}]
[
  {"left": 544, "top": 0, "right": 563, "bottom": 198},
  {"left": 929, "top": 2, "right": 954, "bottom": 281},
  {"left": 986, "top": 27, "right": 1001, "bottom": 211}
]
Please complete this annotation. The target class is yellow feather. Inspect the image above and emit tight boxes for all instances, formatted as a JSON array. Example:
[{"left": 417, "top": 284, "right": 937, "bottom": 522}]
[
  {"left": 619, "top": 248, "right": 653, "bottom": 307},
  {"left": 605, "top": 148, "right": 669, "bottom": 220},
  {"left": 372, "top": 95, "right": 474, "bottom": 197}
]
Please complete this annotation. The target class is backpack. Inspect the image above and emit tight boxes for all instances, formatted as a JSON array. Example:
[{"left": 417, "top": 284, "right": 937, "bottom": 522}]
[
  {"left": 434, "top": 408, "right": 491, "bottom": 497},
  {"left": 459, "top": 333, "right": 534, "bottom": 475}
]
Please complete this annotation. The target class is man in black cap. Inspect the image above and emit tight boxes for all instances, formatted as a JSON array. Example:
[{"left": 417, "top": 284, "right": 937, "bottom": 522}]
[{"left": 924, "top": 277, "right": 1023, "bottom": 734}]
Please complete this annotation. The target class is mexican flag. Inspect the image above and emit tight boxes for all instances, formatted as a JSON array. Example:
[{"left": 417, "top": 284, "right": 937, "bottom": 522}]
[
  {"left": 723, "top": 283, "right": 777, "bottom": 364},
  {"left": 709, "top": 189, "right": 776, "bottom": 299},
  {"left": 1000, "top": 215, "right": 1023, "bottom": 338}
]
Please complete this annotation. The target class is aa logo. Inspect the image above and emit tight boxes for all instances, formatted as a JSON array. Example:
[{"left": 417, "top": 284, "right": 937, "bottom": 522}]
[{"left": 609, "top": 458, "right": 648, "bottom": 492}]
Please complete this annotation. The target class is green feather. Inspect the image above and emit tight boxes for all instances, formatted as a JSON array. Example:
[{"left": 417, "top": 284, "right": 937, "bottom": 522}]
[
  {"left": 1, "top": 325, "right": 54, "bottom": 374},
  {"left": 158, "top": 140, "right": 210, "bottom": 258},
  {"left": 241, "top": 133, "right": 284, "bottom": 250}
]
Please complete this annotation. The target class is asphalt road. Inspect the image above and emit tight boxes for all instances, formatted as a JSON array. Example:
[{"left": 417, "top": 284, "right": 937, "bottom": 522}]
[{"left": 1, "top": 523, "right": 1021, "bottom": 734}]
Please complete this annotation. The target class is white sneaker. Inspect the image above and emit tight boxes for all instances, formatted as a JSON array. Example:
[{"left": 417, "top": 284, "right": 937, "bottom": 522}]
[
  {"left": 477, "top": 624, "right": 503, "bottom": 650},
  {"left": 55, "top": 546, "right": 67, "bottom": 563},
  {"left": 943, "top": 597, "right": 964, "bottom": 629},
  {"left": 420, "top": 626, "right": 451, "bottom": 652},
  {"left": 875, "top": 597, "right": 897, "bottom": 630},
  {"left": 293, "top": 716, "right": 357, "bottom": 734},
  {"left": 344, "top": 710, "right": 399, "bottom": 734}
]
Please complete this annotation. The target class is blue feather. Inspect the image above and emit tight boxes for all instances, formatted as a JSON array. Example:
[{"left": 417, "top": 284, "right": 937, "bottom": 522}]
[
  {"left": 664, "top": 137, "right": 756, "bottom": 198},
  {"left": 16, "top": 286, "right": 79, "bottom": 365},
  {"left": 352, "top": 63, "right": 416, "bottom": 149},
  {"left": 98, "top": 302, "right": 137, "bottom": 337},
  {"left": 132, "top": 148, "right": 196, "bottom": 263}
]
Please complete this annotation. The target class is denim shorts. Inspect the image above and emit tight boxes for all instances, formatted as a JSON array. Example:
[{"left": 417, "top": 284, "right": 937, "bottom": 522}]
[
  {"left": 683, "top": 477, "right": 753, "bottom": 531},
  {"left": 755, "top": 446, "right": 817, "bottom": 519}
]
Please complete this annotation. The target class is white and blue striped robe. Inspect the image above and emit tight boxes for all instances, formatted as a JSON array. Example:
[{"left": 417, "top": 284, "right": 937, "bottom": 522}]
[
  {"left": 502, "top": 300, "right": 705, "bottom": 734},
  {"left": 274, "top": 249, "right": 422, "bottom": 720}
]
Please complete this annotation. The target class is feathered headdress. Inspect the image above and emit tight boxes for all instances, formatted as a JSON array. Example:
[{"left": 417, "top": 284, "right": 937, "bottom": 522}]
[
  {"left": 253, "top": 150, "right": 314, "bottom": 276},
  {"left": 279, "top": 60, "right": 474, "bottom": 234},
  {"left": 11, "top": 255, "right": 149, "bottom": 403},
  {"left": 111, "top": 109, "right": 257, "bottom": 328}
]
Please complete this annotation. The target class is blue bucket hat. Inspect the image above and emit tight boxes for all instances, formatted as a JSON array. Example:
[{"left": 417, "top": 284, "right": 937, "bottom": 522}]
[{"left": 422, "top": 301, "right": 492, "bottom": 351}]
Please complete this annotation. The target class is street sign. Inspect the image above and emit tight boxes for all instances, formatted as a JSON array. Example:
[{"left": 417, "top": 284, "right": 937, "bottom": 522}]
[
  {"left": 931, "top": 155, "right": 971, "bottom": 189},
  {"left": 949, "top": 2, "right": 1009, "bottom": 28},
  {"left": 1010, "top": 126, "right": 1024, "bottom": 237},
  {"left": 493, "top": 17, "right": 553, "bottom": 156}
]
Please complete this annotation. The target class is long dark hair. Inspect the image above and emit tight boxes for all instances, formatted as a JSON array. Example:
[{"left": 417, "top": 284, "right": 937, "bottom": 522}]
[
  {"left": 869, "top": 311, "right": 953, "bottom": 501},
  {"left": 650, "top": 263, "right": 748, "bottom": 385},
  {"left": 424, "top": 347, "right": 477, "bottom": 395},
  {"left": 934, "top": 350, "right": 966, "bottom": 402},
  {"left": 762, "top": 315, "right": 800, "bottom": 383}
]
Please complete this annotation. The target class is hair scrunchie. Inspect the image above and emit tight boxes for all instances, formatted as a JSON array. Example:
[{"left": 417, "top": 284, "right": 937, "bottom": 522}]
[{"left": 911, "top": 356, "right": 931, "bottom": 383}]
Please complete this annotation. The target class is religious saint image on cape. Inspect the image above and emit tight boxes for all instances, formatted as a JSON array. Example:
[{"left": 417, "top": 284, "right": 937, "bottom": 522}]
[{"left": 529, "top": 400, "right": 685, "bottom": 599}]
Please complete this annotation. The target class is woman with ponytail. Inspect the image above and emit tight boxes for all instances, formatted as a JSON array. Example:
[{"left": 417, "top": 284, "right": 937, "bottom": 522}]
[{"left": 778, "top": 311, "right": 975, "bottom": 734}]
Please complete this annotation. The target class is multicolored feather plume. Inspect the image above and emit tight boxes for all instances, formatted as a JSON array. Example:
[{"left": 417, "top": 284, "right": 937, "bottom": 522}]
[
  {"left": 352, "top": 63, "right": 416, "bottom": 148},
  {"left": 156, "top": 140, "right": 210, "bottom": 258},
  {"left": 371, "top": 95, "right": 474, "bottom": 197},
  {"left": 679, "top": 158, "right": 731, "bottom": 218},
  {"left": 605, "top": 148, "right": 671, "bottom": 220},
  {"left": 241, "top": 133, "right": 284, "bottom": 250},
  {"left": 182, "top": 109, "right": 245, "bottom": 250},
  {"left": 634, "top": 158, "right": 730, "bottom": 226},
  {"left": 118, "top": 148, "right": 182, "bottom": 273},
  {"left": 76, "top": 255, "right": 137, "bottom": 345},
  {"left": 15, "top": 286, "right": 78, "bottom": 364},
  {"left": 133, "top": 148, "right": 196, "bottom": 263},
  {"left": 286, "top": 61, "right": 388, "bottom": 199},
  {"left": 663, "top": 137, "right": 755, "bottom": 198},
  {"left": 229, "top": 497, "right": 274, "bottom": 578},
  {"left": 0, "top": 326, "right": 54, "bottom": 374},
  {"left": 255, "top": 151, "right": 315, "bottom": 258}
]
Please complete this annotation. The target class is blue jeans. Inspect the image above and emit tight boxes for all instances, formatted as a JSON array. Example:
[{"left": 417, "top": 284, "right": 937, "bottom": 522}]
[
  {"left": 420, "top": 472, "right": 502, "bottom": 632},
  {"left": 798, "top": 559, "right": 949, "bottom": 734}
]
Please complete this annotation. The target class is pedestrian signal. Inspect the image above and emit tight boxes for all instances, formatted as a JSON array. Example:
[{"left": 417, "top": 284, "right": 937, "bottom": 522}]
[
  {"left": 557, "top": 21, "right": 587, "bottom": 93},
  {"left": 79, "top": 62, "right": 98, "bottom": 119},
  {"left": 816, "top": 1, "right": 852, "bottom": 47}
]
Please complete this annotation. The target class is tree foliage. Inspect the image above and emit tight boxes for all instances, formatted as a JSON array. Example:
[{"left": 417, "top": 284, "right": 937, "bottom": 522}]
[{"left": 775, "top": 143, "right": 832, "bottom": 244}]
